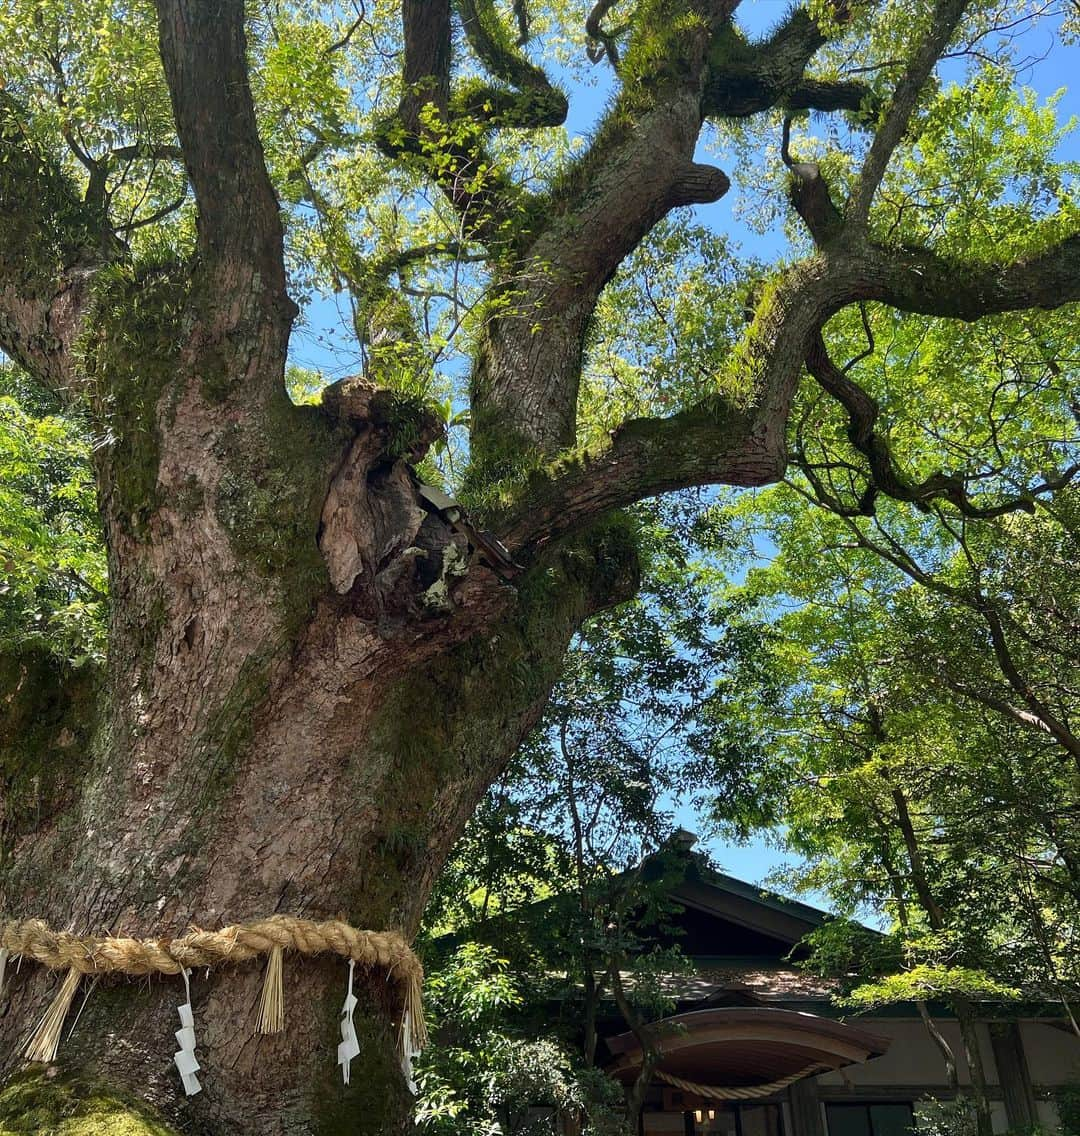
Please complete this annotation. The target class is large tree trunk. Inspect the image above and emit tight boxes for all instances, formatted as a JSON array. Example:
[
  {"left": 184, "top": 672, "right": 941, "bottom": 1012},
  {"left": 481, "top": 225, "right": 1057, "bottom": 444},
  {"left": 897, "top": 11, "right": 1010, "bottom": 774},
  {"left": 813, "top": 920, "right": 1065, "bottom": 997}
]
[{"left": 0, "top": 300, "right": 636, "bottom": 1132}]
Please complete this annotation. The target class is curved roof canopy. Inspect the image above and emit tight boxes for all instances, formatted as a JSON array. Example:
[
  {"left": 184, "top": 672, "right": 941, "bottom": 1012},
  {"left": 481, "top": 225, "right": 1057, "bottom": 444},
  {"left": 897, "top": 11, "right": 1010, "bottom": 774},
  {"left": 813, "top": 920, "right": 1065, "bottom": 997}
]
[{"left": 606, "top": 1006, "right": 890, "bottom": 1088}]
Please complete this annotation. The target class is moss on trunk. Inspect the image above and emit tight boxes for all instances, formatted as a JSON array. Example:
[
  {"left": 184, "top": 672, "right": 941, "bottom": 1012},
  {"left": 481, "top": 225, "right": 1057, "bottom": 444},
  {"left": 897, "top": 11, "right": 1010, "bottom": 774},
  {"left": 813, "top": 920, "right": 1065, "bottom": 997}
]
[{"left": 0, "top": 1071, "right": 178, "bottom": 1136}]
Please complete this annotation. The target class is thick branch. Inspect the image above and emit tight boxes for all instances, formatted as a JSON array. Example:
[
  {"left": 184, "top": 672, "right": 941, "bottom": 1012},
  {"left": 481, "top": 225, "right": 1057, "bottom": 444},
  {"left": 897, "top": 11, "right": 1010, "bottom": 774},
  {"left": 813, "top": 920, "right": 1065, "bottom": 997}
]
[
  {"left": 470, "top": 0, "right": 871, "bottom": 460},
  {"left": 456, "top": 0, "right": 566, "bottom": 117},
  {"left": 782, "top": 118, "right": 844, "bottom": 246},
  {"left": 855, "top": 234, "right": 1080, "bottom": 320},
  {"left": 155, "top": 0, "right": 293, "bottom": 348},
  {"left": 490, "top": 245, "right": 861, "bottom": 544},
  {"left": 495, "top": 210, "right": 1080, "bottom": 551},
  {"left": 704, "top": 6, "right": 873, "bottom": 121},
  {"left": 787, "top": 78, "right": 876, "bottom": 116},
  {"left": 847, "top": 0, "right": 971, "bottom": 227},
  {"left": 470, "top": 2, "right": 735, "bottom": 458},
  {"left": 397, "top": 0, "right": 452, "bottom": 134},
  {"left": 586, "top": 0, "right": 625, "bottom": 65},
  {"left": 497, "top": 399, "right": 780, "bottom": 557},
  {"left": 480, "top": 0, "right": 1073, "bottom": 483}
]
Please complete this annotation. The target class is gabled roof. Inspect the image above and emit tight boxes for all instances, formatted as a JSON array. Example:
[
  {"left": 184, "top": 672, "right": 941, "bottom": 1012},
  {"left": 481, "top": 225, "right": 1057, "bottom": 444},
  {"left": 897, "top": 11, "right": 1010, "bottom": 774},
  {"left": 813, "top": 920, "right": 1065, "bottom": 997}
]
[
  {"left": 431, "top": 848, "right": 834, "bottom": 963},
  {"left": 669, "top": 856, "right": 830, "bottom": 950}
]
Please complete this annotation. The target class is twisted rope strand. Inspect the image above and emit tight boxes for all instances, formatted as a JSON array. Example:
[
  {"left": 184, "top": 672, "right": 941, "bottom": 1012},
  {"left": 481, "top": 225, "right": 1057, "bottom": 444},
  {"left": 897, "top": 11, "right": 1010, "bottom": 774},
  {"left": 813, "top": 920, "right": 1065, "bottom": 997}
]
[
  {"left": 0, "top": 915, "right": 421, "bottom": 984},
  {"left": 655, "top": 1062, "right": 830, "bottom": 1101},
  {"left": 1, "top": 913, "right": 428, "bottom": 1068},
  {"left": 0, "top": 914, "right": 427, "bottom": 1052}
]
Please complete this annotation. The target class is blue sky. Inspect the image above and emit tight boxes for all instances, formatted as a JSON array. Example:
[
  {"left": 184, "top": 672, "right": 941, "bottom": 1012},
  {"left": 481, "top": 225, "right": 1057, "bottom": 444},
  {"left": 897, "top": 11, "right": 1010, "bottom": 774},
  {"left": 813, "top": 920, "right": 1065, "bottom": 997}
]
[{"left": 290, "top": 4, "right": 1079, "bottom": 903}]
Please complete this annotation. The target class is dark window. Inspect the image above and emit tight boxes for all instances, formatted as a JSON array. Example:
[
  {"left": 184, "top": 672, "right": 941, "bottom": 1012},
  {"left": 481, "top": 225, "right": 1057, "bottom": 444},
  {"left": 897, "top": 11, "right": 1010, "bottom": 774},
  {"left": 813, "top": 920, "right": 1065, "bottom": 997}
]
[
  {"left": 741, "top": 1104, "right": 784, "bottom": 1136},
  {"left": 825, "top": 1103, "right": 914, "bottom": 1136}
]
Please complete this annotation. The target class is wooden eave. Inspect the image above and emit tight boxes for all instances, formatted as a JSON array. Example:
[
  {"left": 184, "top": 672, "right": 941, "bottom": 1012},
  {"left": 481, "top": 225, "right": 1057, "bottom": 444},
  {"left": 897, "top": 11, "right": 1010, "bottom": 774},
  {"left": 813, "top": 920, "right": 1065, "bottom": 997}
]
[{"left": 606, "top": 1006, "right": 891, "bottom": 1087}]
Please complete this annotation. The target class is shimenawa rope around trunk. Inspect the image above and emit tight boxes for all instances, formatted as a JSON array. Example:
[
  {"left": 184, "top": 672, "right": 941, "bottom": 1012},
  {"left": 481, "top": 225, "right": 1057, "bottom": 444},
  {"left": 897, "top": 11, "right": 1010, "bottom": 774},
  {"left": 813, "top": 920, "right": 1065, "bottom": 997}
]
[{"left": 0, "top": 914, "right": 427, "bottom": 1068}]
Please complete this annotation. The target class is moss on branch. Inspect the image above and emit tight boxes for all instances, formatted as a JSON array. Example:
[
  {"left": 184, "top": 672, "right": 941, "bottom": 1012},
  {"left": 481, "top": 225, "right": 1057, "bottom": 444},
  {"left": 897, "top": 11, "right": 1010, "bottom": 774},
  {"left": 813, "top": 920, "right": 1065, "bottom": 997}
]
[{"left": 703, "top": 5, "right": 872, "bottom": 122}]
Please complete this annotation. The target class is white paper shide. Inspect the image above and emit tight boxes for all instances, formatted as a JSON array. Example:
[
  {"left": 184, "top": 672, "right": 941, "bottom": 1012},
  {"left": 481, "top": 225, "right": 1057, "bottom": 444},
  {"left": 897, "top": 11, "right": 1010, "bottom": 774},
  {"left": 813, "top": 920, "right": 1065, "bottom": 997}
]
[
  {"left": 173, "top": 968, "right": 202, "bottom": 1096},
  {"left": 337, "top": 959, "right": 360, "bottom": 1085}
]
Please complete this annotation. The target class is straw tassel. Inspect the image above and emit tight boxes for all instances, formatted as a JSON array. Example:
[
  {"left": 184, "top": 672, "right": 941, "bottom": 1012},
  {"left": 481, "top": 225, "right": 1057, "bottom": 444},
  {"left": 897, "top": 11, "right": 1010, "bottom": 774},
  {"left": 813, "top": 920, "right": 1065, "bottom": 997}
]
[
  {"left": 256, "top": 944, "right": 284, "bottom": 1035},
  {"left": 402, "top": 971, "right": 428, "bottom": 1054},
  {"left": 24, "top": 966, "right": 81, "bottom": 1063},
  {"left": 398, "top": 972, "right": 428, "bottom": 1094}
]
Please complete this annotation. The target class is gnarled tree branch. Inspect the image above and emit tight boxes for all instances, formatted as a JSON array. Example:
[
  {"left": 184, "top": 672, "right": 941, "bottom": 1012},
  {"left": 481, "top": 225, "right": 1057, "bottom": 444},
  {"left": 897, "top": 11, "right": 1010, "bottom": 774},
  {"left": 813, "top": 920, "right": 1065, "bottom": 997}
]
[
  {"left": 804, "top": 329, "right": 1080, "bottom": 518},
  {"left": 586, "top": 0, "right": 626, "bottom": 65},
  {"left": 854, "top": 234, "right": 1080, "bottom": 319},
  {"left": 469, "top": 0, "right": 738, "bottom": 459},
  {"left": 496, "top": 399, "right": 780, "bottom": 558},
  {"left": 0, "top": 96, "right": 106, "bottom": 396},
  {"left": 704, "top": 4, "right": 874, "bottom": 121},
  {"left": 456, "top": 0, "right": 567, "bottom": 121},
  {"left": 495, "top": 202, "right": 1080, "bottom": 555}
]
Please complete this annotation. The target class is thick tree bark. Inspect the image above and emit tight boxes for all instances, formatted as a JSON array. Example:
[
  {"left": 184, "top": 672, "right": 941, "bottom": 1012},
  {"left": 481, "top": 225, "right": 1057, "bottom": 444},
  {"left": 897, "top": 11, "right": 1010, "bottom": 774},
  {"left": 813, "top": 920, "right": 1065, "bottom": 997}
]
[
  {"left": 0, "top": 18, "right": 638, "bottom": 1121},
  {"left": 0, "top": 351, "right": 637, "bottom": 1133},
  {"left": 2, "top": 0, "right": 1079, "bottom": 1132}
]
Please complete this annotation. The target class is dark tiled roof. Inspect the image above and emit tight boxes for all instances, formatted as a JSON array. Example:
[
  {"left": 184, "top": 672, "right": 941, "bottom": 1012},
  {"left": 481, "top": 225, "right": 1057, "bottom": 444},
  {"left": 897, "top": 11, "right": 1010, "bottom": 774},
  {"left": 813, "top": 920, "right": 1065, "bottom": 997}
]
[
  {"left": 690, "top": 963, "right": 837, "bottom": 1001},
  {"left": 612, "top": 961, "right": 837, "bottom": 1005}
]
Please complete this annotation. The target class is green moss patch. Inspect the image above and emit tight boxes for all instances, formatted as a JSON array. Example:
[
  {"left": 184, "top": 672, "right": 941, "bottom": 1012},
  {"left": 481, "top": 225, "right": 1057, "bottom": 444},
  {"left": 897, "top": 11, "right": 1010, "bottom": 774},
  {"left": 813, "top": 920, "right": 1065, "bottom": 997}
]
[{"left": 0, "top": 1070, "right": 177, "bottom": 1136}]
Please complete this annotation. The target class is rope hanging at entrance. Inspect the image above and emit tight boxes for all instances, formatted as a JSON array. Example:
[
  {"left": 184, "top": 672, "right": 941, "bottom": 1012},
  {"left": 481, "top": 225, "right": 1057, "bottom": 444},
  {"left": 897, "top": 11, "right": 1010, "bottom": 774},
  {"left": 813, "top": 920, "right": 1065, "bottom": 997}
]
[
  {"left": 655, "top": 1062, "right": 832, "bottom": 1101},
  {"left": 0, "top": 914, "right": 427, "bottom": 1095}
]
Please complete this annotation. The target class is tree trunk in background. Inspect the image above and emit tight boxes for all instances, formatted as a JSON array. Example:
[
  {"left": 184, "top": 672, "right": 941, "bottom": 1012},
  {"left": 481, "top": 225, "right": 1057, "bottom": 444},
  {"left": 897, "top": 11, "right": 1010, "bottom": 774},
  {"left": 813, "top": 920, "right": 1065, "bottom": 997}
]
[{"left": 954, "top": 1001, "right": 994, "bottom": 1136}]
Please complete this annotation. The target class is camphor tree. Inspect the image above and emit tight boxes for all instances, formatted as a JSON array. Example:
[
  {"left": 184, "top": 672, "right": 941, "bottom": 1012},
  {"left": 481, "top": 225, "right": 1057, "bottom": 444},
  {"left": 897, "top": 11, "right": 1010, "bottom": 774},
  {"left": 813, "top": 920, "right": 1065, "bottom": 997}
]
[{"left": 1, "top": 0, "right": 1078, "bottom": 1132}]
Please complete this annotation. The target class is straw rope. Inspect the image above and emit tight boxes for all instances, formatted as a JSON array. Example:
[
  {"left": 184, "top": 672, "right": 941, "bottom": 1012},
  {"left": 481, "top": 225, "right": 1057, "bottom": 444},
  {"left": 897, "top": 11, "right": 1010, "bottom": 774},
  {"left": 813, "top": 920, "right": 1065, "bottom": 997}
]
[
  {"left": 0, "top": 914, "right": 427, "bottom": 1051},
  {"left": 0, "top": 915, "right": 419, "bottom": 982},
  {"left": 655, "top": 1062, "right": 830, "bottom": 1101}
]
